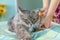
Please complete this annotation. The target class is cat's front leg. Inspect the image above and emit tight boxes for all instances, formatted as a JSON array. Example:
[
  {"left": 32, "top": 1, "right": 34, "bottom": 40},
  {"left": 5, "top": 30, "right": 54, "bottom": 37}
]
[{"left": 15, "top": 24, "right": 33, "bottom": 40}]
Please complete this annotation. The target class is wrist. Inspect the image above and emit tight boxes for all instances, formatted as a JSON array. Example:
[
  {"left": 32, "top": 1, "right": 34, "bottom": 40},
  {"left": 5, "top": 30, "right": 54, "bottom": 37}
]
[
  {"left": 45, "top": 15, "right": 52, "bottom": 20},
  {"left": 43, "top": 7, "right": 48, "bottom": 10}
]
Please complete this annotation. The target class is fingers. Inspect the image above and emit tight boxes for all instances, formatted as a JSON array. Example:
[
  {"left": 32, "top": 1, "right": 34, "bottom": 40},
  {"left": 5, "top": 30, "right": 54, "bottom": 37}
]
[
  {"left": 40, "top": 19, "right": 50, "bottom": 29},
  {"left": 45, "top": 22, "right": 50, "bottom": 28}
]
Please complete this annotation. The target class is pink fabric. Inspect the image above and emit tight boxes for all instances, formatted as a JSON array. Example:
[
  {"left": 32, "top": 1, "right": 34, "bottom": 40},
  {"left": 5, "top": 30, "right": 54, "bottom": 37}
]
[{"left": 52, "top": 3, "right": 60, "bottom": 24}]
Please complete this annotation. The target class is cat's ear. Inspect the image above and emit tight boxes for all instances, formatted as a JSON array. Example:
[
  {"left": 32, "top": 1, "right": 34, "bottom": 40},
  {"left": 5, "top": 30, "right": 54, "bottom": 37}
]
[
  {"left": 18, "top": 6, "right": 23, "bottom": 11},
  {"left": 17, "top": 6, "right": 23, "bottom": 14}
]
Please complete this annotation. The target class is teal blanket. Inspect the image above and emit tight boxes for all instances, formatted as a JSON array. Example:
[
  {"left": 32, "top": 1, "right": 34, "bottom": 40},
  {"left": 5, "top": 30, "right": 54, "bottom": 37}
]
[{"left": 0, "top": 21, "right": 60, "bottom": 40}]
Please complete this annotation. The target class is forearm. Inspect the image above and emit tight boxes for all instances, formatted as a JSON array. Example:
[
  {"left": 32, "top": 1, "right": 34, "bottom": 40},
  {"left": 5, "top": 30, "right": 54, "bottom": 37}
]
[
  {"left": 43, "top": 0, "right": 48, "bottom": 8},
  {"left": 46, "top": 0, "right": 59, "bottom": 18}
]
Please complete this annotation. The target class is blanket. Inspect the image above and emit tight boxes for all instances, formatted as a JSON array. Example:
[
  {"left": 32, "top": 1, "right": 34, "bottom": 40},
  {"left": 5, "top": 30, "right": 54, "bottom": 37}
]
[{"left": 0, "top": 21, "right": 60, "bottom": 40}]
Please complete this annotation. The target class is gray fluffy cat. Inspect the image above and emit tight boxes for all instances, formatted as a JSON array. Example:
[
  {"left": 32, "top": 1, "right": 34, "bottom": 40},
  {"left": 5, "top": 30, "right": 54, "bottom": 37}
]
[{"left": 8, "top": 7, "right": 46, "bottom": 40}]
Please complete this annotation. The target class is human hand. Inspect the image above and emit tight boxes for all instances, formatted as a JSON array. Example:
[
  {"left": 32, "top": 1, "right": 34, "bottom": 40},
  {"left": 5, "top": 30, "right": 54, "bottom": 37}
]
[
  {"left": 40, "top": 17, "right": 51, "bottom": 29},
  {"left": 39, "top": 8, "right": 51, "bottom": 29}
]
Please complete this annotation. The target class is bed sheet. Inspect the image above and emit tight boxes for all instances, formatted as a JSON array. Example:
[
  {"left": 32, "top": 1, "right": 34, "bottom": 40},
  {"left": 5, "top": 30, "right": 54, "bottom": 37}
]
[{"left": 0, "top": 21, "right": 60, "bottom": 40}]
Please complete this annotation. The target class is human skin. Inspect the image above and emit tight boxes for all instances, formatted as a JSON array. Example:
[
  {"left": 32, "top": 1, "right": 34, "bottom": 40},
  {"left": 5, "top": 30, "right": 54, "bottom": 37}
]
[
  {"left": 43, "top": 0, "right": 48, "bottom": 9},
  {"left": 41, "top": 0, "right": 59, "bottom": 28}
]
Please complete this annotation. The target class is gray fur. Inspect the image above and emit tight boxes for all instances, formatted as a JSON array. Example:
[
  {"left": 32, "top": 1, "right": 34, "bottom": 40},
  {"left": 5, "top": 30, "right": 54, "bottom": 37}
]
[{"left": 8, "top": 6, "right": 46, "bottom": 40}]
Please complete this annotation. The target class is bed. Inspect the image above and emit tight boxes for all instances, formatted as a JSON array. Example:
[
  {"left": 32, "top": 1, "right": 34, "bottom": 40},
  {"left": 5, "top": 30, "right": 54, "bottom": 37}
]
[{"left": 0, "top": 21, "right": 60, "bottom": 40}]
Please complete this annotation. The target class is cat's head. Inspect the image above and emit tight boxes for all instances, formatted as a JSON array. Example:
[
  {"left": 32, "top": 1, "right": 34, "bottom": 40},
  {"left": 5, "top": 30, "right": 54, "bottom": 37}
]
[
  {"left": 28, "top": 9, "right": 40, "bottom": 24},
  {"left": 18, "top": 7, "right": 40, "bottom": 24}
]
